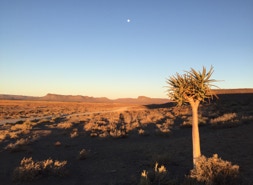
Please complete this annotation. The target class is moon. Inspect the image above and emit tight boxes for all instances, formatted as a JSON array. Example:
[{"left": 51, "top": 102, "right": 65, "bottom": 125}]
[{"left": 127, "top": 19, "right": 131, "bottom": 23}]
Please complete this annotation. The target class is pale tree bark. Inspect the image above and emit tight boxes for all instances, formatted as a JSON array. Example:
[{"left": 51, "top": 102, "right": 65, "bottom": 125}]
[{"left": 189, "top": 99, "right": 201, "bottom": 167}]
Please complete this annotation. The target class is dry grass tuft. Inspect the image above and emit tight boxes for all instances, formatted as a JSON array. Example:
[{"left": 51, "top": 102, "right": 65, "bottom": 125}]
[
  {"left": 77, "top": 149, "right": 90, "bottom": 160},
  {"left": 10, "top": 120, "right": 32, "bottom": 131},
  {"left": 5, "top": 138, "right": 30, "bottom": 152},
  {"left": 138, "top": 128, "right": 148, "bottom": 136},
  {"left": 139, "top": 162, "right": 172, "bottom": 185},
  {"left": 83, "top": 113, "right": 128, "bottom": 138},
  {"left": 211, "top": 113, "right": 237, "bottom": 124},
  {"left": 70, "top": 128, "right": 79, "bottom": 138},
  {"left": 0, "top": 130, "right": 9, "bottom": 141},
  {"left": 54, "top": 141, "right": 62, "bottom": 147},
  {"left": 12, "top": 157, "right": 68, "bottom": 181},
  {"left": 156, "top": 120, "right": 172, "bottom": 135},
  {"left": 210, "top": 113, "right": 241, "bottom": 128},
  {"left": 56, "top": 121, "right": 73, "bottom": 129}
]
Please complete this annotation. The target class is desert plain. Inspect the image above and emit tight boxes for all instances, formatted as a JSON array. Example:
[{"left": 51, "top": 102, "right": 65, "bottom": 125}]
[{"left": 0, "top": 91, "right": 253, "bottom": 185}]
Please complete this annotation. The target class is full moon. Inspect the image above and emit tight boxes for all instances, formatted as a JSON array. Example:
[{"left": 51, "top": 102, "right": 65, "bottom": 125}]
[{"left": 127, "top": 19, "right": 131, "bottom": 23}]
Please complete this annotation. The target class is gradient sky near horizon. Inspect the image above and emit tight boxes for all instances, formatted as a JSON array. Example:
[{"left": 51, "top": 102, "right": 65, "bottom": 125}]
[{"left": 0, "top": 0, "right": 253, "bottom": 99}]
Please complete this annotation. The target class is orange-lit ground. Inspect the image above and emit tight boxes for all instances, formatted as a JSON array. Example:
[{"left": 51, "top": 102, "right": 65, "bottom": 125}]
[{"left": 0, "top": 95, "right": 253, "bottom": 184}]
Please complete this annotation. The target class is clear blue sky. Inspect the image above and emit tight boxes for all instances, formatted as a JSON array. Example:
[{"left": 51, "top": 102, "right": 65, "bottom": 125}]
[{"left": 1, "top": 0, "right": 252, "bottom": 99}]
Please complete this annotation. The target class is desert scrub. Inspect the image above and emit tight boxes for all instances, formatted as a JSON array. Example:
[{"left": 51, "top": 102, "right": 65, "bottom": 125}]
[
  {"left": 13, "top": 157, "right": 68, "bottom": 181},
  {"left": 5, "top": 138, "right": 30, "bottom": 152},
  {"left": 77, "top": 149, "right": 90, "bottom": 160},
  {"left": 56, "top": 121, "right": 73, "bottom": 129},
  {"left": 210, "top": 113, "right": 237, "bottom": 124},
  {"left": 150, "top": 152, "right": 173, "bottom": 168},
  {"left": 210, "top": 113, "right": 240, "bottom": 128},
  {"left": 7, "top": 130, "right": 20, "bottom": 139},
  {"left": 109, "top": 113, "right": 127, "bottom": 138},
  {"left": 241, "top": 115, "right": 253, "bottom": 124},
  {"left": 139, "top": 170, "right": 151, "bottom": 185},
  {"left": 0, "top": 130, "right": 9, "bottom": 141},
  {"left": 155, "top": 119, "right": 173, "bottom": 135},
  {"left": 139, "top": 162, "right": 174, "bottom": 185},
  {"left": 190, "top": 154, "right": 239, "bottom": 185},
  {"left": 138, "top": 128, "right": 149, "bottom": 136},
  {"left": 70, "top": 128, "right": 79, "bottom": 138},
  {"left": 10, "top": 119, "right": 34, "bottom": 132},
  {"left": 84, "top": 113, "right": 128, "bottom": 138},
  {"left": 181, "top": 115, "right": 207, "bottom": 127}
]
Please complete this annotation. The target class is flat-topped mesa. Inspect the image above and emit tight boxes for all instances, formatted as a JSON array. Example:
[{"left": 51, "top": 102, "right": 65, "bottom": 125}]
[{"left": 41, "top": 93, "right": 111, "bottom": 103}]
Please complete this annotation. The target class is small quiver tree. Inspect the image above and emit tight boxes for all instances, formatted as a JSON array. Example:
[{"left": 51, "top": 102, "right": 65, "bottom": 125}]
[{"left": 166, "top": 66, "right": 218, "bottom": 167}]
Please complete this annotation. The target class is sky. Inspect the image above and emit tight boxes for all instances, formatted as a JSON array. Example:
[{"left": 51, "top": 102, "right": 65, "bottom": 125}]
[{"left": 0, "top": 0, "right": 253, "bottom": 99}]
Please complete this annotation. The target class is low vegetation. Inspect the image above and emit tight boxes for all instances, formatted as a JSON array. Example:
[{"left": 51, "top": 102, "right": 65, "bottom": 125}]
[
  {"left": 0, "top": 96, "right": 252, "bottom": 184},
  {"left": 138, "top": 154, "right": 240, "bottom": 185},
  {"left": 77, "top": 149, "right": 90, "bottom": 160},
  {"left": 12, "top": 157, "right": 68, "bottom": 181},
  {"left": 190, "top": 154, "right": 239, "bottom": 185},
  {"left": 139, "top": 162, "right": 171, "bottom": 185}
]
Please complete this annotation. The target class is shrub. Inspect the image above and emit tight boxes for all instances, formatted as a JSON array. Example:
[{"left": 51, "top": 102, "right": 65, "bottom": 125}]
[
  {"left": 13, "top": 157, "right": 68, "bottom": 181},
  {"left": 77, "top": 149, "right": 89, "bottom": 160},
  {"left": 156, "top": 122, "right": 171, "bottom": 135},
  {"left": 210, "top": 113, "right": 237, "bottom": 124},
  {"left": 139, "top": 170, "right": 150, "bottom": 185},
  {"left": 181, "top": 115, "right": 207, "bottom": 127},
  {"left": 0, "top": 130, "right": 9, "bottom": 141},
  {"left": 138, "top": 128, "right": 148, "bottom": 136},
  {"left": 5, "top": 138, "right": 30, "bottom": 152},
  {"left": 150, "top": 153, "right": 172, "bottom": 167},
  {"left": 153, "top": 162, "right": 168, "bottom": 182},
  {"left": 241, "top": 115, "right": 253, "bottom": 124},
  {"left": 190, "top": 154, "right": 239, "bottom": 185},
  {"left": 8, "top": 131, "right": 20, "bottom": 139},
  {"left": 84, "top": 113, "right": 128, "bottom": 138},
  {"left": 70, "top": 128, "right": 79, "bottom": 138},
  {"left": 56, "top": 121, "right": 73, "bottom": 129},
  {"left": 139, "top": 162, "right": 173, "bottom": 185},
  {"left": 110, "top": 113, "right": 127, "bottom": 138},
  {"left": 10, "top": 119, "right": 33, "bottom": 132}
]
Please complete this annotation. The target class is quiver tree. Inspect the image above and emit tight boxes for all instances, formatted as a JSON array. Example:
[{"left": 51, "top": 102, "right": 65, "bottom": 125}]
[{"left": 166, "top": 66, "right": 218, "bottom": 166}]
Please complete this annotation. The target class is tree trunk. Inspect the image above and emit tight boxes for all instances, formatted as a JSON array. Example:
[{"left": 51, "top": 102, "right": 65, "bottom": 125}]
[{"left": 190, "top": 100, "right": 201, "bottom": 167}]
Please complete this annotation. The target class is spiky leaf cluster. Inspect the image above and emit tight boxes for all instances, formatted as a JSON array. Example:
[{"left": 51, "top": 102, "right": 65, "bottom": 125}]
[{"left": 166, "top": 66, "right": 218, "bottom": 105}]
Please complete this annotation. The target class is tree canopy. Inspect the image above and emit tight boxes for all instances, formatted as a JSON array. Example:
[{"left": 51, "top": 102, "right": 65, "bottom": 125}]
[{"left": 166, "top": 66, "right": 218, "bottom": 105}]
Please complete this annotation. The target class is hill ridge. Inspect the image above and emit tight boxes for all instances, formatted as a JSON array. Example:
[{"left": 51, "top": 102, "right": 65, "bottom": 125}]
[
  {"left": 0, "top": 93, "right": 170, "bottom": 104},
  {"left": 1, "top": 88, "right": 253, "bottom": 104}
]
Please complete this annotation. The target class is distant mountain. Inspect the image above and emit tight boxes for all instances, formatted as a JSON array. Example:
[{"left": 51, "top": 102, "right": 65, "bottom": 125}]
[
  {"left": 0, "top": 94, "right": 38, "bottom": 100},
  {"left": 0, "top": 93, "right": 169, "bottom": 104},
  {"left": 40, "top": 93, "right": 111, "bottom": 103},
  {"left": 1, "top": 89, "right": 252, "bottom": 104}
]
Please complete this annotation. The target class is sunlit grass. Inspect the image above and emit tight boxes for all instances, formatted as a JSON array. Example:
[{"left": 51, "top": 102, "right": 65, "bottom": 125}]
[{"left": 12, "top": 157, "right": 68, "bottom": 181}]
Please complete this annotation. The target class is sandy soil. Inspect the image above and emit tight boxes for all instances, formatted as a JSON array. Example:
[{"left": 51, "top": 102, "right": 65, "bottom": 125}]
[{"left": 0, "top": 98, "right": 253, "bottom": 185}]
